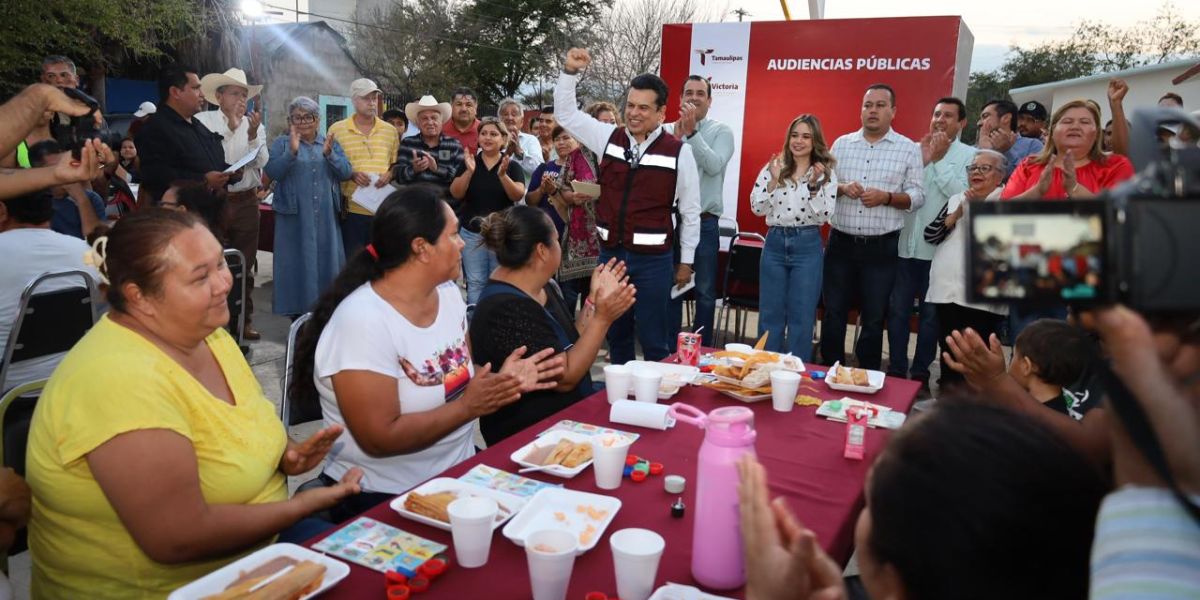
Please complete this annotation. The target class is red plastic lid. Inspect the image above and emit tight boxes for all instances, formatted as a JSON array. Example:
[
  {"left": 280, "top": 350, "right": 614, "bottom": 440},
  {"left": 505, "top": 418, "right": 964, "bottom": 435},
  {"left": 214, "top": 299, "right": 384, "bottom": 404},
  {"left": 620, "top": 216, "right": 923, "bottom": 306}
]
[
  {"left": 631, "top": 470, "right": 647, "bottom": 482},
  {"left": 408, "top": 576, "right": 431, "bottom": 593},
  {"left": 584, "top": 592, "right": 609, "bottom": 600},
  {"left": 649, "top": 462, "right": 664, "bottom": 475},
  {"left": 387, "top": 585, "right": 412, "bottom": 600},
  {"left": 625, "top": 454, "right": 639, "bottom": 466},
  {"left": 418, "top": 558, "right": 447, "bottom": 579},
  {"left": 385, "top": 570, "right": 408, "bottom": 585}
]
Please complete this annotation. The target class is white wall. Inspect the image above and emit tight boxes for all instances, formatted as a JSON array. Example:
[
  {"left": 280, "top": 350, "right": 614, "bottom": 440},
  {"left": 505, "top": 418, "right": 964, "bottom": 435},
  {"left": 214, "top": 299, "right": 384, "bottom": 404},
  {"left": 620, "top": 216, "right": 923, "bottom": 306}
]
[{"left": 1012, "top": 65, "right": 1200, "bottom": 125}]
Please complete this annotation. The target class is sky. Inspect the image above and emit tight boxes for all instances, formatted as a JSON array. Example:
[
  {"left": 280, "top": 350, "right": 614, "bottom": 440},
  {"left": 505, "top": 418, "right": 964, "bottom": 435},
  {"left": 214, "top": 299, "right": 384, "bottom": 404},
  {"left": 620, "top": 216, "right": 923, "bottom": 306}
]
[{"left": 700, "top": 0, "right": 1200, "bottom": 73}]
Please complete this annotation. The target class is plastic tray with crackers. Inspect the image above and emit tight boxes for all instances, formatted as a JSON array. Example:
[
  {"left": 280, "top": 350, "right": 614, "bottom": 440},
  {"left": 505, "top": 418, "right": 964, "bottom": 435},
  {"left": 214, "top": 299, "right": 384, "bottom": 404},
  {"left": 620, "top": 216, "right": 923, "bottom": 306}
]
[
  {"left": 510, "top": 430, "right": 594, "bottom": 478},
  {"left": 501, "top": 487, "right": 621, "bottom": 555},
  {"left": 823, "top": 362, "right": 885, "bottom": 394},
  {"left": 169, "top": 543, "right": 350, "bottom": 600},
  {"left": 389, "top": 478, "right": 527, "bottom": 532}
]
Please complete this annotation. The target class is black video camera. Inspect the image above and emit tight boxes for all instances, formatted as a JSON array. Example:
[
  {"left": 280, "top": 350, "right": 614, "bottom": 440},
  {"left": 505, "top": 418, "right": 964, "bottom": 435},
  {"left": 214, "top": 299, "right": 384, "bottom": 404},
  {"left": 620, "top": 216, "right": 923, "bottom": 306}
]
[
  {"left": 48, "top": 88, "right": 106, "bottom": 159},
  {"left": 966, "top": 107, "right": 1200, "bottom": 313}
]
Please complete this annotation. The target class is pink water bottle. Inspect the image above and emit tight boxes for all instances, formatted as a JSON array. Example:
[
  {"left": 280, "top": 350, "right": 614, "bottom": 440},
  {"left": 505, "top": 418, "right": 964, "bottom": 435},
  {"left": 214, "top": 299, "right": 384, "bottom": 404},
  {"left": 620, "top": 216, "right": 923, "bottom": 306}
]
[{"left": 668, "top": 403, "right": 757, "bottom": 590}]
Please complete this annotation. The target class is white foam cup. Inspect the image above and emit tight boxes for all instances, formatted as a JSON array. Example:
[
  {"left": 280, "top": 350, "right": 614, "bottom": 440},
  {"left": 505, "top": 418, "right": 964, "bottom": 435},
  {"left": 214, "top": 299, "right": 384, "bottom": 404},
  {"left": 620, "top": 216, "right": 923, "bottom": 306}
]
[
  {"left": 590, "top": 433, "right": 634, "bottom": 490},
  {"left": 447, "top": 496, "right": 498, "bottom": 568},
  {"left": 631, "top": 368, "right": 663, "bottom": 403},
  {"left": 604, "top": 365, "right": 633, "bottom": 404},
  {"left": 609, "top": 528, "right": 665, "bottom": 600},
  {"left": 770, "top": 370, "right": 802, "bottom": 412},
  {"left": 525, "top": 529, "right": 578, "bottom": 600}
]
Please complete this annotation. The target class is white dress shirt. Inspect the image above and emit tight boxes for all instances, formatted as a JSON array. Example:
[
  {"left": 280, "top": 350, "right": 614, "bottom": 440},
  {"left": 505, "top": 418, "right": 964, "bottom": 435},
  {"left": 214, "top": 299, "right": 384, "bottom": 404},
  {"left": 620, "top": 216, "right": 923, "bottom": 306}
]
[
  {"left": 514, "top": 132, "right": 544, "bottom": 182},
  {"left": 925, "top": 188, "right": 1007, "bottom": 315},
  {"left": 555, "top": 72, "right": 701, "bottom": 263},
  {"left": 748, "top": 164, "right": 838, "bottom": 227},
  {"left": 830, "top": 128, "right": 925, "bottom": 236},
  {"left": 194, "top": 109, "right": 269, "bottom": 193}
]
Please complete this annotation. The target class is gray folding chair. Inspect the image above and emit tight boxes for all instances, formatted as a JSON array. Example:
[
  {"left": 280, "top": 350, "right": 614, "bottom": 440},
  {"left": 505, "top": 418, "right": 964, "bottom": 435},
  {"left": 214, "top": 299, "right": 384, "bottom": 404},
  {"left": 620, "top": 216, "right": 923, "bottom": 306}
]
[
  {"left": 280, "top": 312, "right": 317, "bottom": 427},
  {"left": 0, "top": 270, "right": 100, "bottom": 396},
  {"left": 224, "top": 248, "right": 247, "bottom": 349}
]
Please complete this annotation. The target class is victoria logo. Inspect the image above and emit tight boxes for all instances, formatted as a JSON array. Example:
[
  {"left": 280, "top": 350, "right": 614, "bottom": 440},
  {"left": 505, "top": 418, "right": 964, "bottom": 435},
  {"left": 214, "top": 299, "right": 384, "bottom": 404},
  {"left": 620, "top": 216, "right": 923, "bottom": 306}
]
[{"left": 696, "top": 49, "right": 714, "bottom": 65}]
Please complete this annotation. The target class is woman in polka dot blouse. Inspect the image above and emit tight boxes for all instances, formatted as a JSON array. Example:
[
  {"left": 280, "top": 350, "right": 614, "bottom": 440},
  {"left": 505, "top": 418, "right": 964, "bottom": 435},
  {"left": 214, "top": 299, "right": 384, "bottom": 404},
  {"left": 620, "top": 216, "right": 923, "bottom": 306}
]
[{"left": 748, "top": 114, "right": 838, "bottom": 360}]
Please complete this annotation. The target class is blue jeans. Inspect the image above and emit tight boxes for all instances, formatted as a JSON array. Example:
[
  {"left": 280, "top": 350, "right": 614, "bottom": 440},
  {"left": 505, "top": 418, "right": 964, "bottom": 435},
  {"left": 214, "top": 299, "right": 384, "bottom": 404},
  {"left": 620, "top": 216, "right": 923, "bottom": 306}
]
[
  {"left": 602, "top": 246, "right": 673, "bottom": 363},
  {"left": 1009, "top": 304, "right": 1069, "bottom": 341},
  {"left": 819, "top": 230, "right": 899, "bottom": 370},
  {"left": 757, "top": 226, "right": 824, "bottom": 361},
  {"left": 461, "top": 227, "right": 499, "bottom": 305},
  {"left": 670, "top": 216, "right": 720, "bottom": 347},
  {"left": 886, "top": 257, "right": 938, "bottom": 379},
  {"left": 340, "top": 212, "right": 373, "bottom": 260}
]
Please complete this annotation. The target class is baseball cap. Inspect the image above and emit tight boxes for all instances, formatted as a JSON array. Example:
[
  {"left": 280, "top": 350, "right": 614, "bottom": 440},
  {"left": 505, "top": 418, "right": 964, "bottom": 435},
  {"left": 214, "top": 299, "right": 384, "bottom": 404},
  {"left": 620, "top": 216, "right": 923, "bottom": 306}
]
[
  {"left": 133, "top": 101, "right": 157, "bottom": 118},
  {"left": 1018, "top": 101, "right": 1048, "bottom": 121},
  {"left": 349, "top": 78, "right": 381, "bottom": 98}
]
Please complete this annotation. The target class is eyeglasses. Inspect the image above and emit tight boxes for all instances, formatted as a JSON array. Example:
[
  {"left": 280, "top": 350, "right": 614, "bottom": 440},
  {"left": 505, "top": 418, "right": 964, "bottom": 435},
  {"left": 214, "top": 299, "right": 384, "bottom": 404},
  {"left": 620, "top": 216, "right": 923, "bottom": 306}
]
[
  {"left": 965, "top": 164, "right": 997, "bottom": 174},
  {"left": 289, "top": 114, "right": 317, "bottom": 124}
]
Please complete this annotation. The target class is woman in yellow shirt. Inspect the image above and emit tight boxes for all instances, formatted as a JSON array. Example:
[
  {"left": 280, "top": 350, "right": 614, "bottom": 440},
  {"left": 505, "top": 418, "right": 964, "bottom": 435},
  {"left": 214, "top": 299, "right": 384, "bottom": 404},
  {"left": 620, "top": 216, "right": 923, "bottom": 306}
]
[{"left": 26, "top": 210, "right": 363, "bottom": 599}]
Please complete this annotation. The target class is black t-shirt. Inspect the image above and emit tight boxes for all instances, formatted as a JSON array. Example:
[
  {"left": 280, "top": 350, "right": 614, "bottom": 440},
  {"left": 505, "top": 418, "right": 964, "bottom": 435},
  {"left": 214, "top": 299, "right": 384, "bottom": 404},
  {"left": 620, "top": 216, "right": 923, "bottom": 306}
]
[
  {"left": 457, "top": 152, "right": 525, "bottom": 232},
  {"left": 468, "top": 280, "right": 587, "bottom": 445},
  {"left": 1052, "top": 361, "right": 1104, "bottom": 421}
]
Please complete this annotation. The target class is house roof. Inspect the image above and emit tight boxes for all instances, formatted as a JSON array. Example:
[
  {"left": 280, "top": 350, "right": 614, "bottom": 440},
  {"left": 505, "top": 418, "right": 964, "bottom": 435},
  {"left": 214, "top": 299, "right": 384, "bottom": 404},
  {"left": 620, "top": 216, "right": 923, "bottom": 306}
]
[{"left": 1010, "top": 59, "right": 1197, "bottom": 96}]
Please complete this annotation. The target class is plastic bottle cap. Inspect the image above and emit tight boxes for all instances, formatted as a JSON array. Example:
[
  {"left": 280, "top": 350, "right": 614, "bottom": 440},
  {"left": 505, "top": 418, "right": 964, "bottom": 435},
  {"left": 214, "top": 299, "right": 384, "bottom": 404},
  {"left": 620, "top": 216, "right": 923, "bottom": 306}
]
[
  {"left": 649, "top": 462, "right": 664, "bottom": 476},
  {"left": 418, "top": 558, "right": 446, "bottom": 579},
  {"left": 625, "top": 454, "right": 640, "bottom": 466},
  {"left": 633, "top": 463, "right": 650, "bottom": 474},
  {"left": 671, "top": 497, "right": 686, "bottom": 518},
  {"left": 385, "top": 570, "right": 408, "bottom": 586},
  {"left": 408, "top": 576, "right": 431, "bottom": 593},
  {"left": 584, "top": 592, "right": 609, "bottom": 600},
  {"left": 664, "top": 474, "right": 686, "bottom": 494},
  {"left": 623, "top": 464, "right": 634, "bottom": 477},
  {"left": 387, "top": 585, "right": 412, "bottom": 600},
  {"left": 631, "top": 469, "right": 647, "bottom": 482}
]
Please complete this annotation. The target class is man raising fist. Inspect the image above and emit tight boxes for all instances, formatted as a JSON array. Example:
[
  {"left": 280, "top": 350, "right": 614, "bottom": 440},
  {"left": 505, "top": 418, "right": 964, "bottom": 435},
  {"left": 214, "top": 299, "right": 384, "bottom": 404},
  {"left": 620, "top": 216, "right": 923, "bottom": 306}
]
[{"left": 555, "top": 47, "right": 701, "bottom": 363}]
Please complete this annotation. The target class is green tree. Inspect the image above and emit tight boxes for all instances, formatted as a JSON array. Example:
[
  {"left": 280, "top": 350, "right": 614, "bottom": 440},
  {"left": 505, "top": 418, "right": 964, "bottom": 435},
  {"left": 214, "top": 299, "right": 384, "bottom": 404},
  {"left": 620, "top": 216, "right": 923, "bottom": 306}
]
[
  {"left": 0, "top": 0, "right": 217, "bottom": 97},
  {"left": 457, "top": 0, "right": 608, "bottom": 104},
  {"left": 351, "top": 0, "right": 466, "bottom": 103},
  {"left": 965, "top": 1, "right": 1199, "bottom": 142}
]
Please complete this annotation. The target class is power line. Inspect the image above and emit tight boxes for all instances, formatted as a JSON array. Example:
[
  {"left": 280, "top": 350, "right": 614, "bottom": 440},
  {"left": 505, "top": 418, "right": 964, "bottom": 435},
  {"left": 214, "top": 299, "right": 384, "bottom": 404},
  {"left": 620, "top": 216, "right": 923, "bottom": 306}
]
[{"left": 258, "top": 2, "right": 525, "bottom": 56}]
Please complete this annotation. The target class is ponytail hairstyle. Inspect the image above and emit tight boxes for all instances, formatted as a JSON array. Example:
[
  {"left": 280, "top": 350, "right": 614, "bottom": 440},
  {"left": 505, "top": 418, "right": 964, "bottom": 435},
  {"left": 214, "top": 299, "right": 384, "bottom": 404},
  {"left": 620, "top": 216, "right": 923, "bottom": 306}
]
[
  {"left": 289, "top": 186, "right": 450, "bottom": 412},
  {"left": 477, "top": 204, "right": 557, "bottom": 268}
]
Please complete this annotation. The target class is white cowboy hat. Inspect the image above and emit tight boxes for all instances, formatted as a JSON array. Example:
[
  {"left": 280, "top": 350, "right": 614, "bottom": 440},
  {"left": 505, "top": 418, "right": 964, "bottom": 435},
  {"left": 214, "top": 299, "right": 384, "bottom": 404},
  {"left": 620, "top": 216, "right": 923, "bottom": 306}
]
[
  {"left": 199, "top": 68, "right": 263, "bottom": 102},
  {"left": 405, "top": 95, "right": 452, "bottom": 124}
]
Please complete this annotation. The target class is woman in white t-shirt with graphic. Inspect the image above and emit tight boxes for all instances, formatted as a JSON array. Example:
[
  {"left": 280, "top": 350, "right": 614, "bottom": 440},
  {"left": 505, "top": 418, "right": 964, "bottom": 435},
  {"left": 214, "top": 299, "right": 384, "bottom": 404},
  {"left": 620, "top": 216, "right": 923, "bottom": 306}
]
[{"left": 290, "top": 188, "right": 565, "bottom": 521}]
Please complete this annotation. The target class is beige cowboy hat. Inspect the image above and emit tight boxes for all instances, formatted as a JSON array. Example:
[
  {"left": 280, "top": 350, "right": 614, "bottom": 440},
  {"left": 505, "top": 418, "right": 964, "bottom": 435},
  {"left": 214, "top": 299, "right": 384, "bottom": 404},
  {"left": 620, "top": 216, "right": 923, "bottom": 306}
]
[
  {"left": 199, "top": 68, "right": 263, "bottom": 101},
  {"left": 405, "top": 95, "right": 452, "bottom": 124}
]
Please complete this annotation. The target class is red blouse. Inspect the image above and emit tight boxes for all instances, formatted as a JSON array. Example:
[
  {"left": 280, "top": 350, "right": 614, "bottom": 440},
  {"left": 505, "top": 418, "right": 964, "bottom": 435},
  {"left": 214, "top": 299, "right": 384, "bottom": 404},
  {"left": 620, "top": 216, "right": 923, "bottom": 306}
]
[{"left": 1001, "top": 153, "right": 1135, "bottom": 199}]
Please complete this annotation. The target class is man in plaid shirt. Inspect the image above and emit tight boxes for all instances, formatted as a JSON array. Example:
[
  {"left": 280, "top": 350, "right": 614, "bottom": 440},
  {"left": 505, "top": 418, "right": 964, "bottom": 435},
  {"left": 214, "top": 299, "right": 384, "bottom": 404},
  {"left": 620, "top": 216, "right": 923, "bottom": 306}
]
[{"left": 820, "top": 83, "right": 925, "bottom": 371}]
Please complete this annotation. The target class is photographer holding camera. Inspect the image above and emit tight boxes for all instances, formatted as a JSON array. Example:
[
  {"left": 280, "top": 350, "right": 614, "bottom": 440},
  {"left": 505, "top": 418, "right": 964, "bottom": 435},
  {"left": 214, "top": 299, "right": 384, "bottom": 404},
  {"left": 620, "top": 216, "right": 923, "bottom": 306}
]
[{"left": 0, "top": 84, "right": 109, "bottom": 201}]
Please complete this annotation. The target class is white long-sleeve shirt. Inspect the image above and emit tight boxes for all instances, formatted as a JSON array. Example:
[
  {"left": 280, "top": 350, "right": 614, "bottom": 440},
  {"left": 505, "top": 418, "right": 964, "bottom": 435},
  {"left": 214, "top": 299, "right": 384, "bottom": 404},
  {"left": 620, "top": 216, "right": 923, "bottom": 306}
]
[
  {"left": 194, "top": 109, "right": 269, "bottom": 193},
  {"left": 554, "top": 72, "right": 701, "bottom": 263}
]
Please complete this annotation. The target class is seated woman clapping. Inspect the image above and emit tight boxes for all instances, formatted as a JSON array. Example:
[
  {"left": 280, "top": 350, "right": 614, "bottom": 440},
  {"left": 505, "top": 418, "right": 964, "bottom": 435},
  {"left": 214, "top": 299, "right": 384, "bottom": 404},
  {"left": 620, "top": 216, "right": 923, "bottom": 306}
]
[
  {"left": 468, "top": 205, "right": 635, "bottom": 445},
  {"left": 26, "top": 209, "right": 362, "bottom": 599},
  {"left": 290, "top": 188, "right": 565, "bottom": 521}
]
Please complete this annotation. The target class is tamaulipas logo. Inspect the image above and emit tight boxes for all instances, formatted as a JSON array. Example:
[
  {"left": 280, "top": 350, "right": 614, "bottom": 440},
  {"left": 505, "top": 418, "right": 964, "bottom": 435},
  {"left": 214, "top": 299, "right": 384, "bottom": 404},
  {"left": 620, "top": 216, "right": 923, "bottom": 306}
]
[{"left": 696, "top": 49, "right": 744, "bottom": 66}]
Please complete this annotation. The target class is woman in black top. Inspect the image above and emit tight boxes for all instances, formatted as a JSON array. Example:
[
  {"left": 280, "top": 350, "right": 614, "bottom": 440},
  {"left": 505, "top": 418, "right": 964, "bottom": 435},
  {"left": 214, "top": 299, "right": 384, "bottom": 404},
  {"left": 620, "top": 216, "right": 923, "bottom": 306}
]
[
  {"left": 469, "top": 205, "right": 636, "bottom": 445},
  {"left": 450, "top": 117, "right": 527, "bottom": 304}
]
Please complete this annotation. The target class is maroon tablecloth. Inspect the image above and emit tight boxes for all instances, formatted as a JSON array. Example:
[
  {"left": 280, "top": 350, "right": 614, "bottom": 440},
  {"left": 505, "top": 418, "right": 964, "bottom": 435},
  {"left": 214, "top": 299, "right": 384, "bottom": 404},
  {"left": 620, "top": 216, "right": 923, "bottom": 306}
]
[{"left": 306, "top": 362, "right": 919, "bottom": 599}]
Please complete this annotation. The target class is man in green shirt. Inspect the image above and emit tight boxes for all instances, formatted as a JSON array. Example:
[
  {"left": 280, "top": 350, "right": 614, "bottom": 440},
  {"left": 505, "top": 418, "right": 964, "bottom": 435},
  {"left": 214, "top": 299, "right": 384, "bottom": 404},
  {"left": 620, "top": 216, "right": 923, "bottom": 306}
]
[
  {"left": 667, "top": 75, "right": 735, "bottom": 347},
  {"left": 887, "top": 97, "right": 974, "bottom": 388}
]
